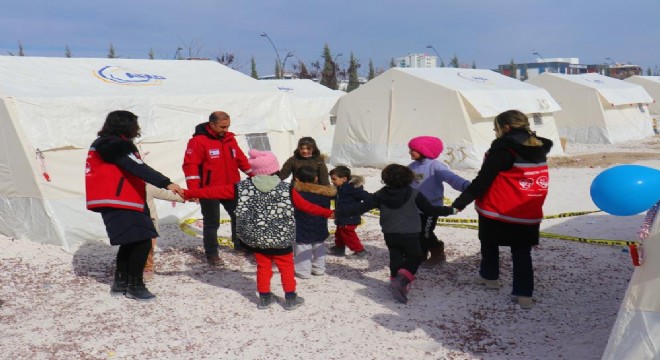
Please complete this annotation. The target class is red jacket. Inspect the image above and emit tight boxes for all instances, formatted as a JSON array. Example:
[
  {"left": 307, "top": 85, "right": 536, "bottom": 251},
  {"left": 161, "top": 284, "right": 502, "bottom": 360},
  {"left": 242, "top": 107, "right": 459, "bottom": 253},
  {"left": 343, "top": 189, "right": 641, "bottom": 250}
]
[
  {"left": 184, "top": 181, "right": 333, "bottom": 219},
  {"left": 86, "top": 142, "right": 146, "bottom": 212},
  {"left": 475, "top": 154, "right": 549, "bottom": 225},
  {"left": 182, "top": 123, "right": 252, "bottom": 189}
]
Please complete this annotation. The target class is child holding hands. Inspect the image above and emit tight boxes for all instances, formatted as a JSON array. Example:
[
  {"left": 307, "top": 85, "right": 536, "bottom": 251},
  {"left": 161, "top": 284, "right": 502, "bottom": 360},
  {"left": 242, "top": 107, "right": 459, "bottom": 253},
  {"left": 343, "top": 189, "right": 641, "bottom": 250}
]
[
  {"left": 184, "top": 150, "right": 333, "bottom": 310},
  {"left": 335, "top": 164, "right": 456, "bottom": 304}
]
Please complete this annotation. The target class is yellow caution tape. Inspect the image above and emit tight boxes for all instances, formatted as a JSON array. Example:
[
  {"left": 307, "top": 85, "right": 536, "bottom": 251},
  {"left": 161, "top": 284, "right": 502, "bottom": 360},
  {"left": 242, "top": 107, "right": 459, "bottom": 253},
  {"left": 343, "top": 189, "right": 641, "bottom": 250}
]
[{"left": 179, "top": 218, "right": 234, "bottom": 248}]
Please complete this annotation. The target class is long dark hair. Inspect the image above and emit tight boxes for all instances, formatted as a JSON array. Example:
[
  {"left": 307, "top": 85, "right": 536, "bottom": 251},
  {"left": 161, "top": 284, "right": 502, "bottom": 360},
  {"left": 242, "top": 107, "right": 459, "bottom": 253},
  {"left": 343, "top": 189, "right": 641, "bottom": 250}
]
[
  {"left": 294, "top": 136, "right": 321, "bottom": 158},
  {"left": 97, "top": 110, "right": 141, "bottom": 139}
]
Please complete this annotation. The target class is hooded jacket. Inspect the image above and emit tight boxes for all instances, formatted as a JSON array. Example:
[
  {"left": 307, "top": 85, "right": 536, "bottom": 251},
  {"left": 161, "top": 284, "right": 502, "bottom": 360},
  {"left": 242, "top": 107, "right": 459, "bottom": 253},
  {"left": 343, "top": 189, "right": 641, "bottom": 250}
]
[
  {"left": 294, "top": 182, "right": 336, "bottom": 244},
  {"left": 333, "top": 175, "right": 370, "bottom": 225},
  {"left": 182, "top": 122, "right": 252, "bottom": 189}
]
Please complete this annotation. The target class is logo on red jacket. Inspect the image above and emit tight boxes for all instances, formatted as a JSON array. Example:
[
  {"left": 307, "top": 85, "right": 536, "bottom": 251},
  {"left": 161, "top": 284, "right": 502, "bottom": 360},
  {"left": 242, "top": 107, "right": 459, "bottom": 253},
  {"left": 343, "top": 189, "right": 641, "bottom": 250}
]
[
  {"left": 209, "top": 149, "right": 220, "bottom": 158},
  {"left": 519, "top": 178, "right": 534, "bottom": 190},
  {"left": 536, "top": 176, "right": 549, "bottom": 189},
  {"left": 85, "top": 162, "right": 91, "bottom": 175}
]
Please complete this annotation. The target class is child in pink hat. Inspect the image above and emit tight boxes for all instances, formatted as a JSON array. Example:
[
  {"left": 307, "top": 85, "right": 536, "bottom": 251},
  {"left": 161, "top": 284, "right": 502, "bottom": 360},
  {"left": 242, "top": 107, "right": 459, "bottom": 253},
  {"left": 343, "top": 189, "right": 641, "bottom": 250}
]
[
  {"left": 407, "top": 136, "right": 471, "bottom": 267},
  {"left": 184, "top": 149, "right": 333, "bottom": 311}
]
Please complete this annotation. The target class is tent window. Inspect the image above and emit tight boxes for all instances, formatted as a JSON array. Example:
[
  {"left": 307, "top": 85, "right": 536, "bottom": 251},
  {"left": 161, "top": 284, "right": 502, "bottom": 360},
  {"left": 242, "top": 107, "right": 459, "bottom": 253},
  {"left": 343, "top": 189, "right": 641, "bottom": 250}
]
[
  {"left": 639, "top": 104, "right": 645, "bottom": 113},
  {"left": 533, "top": 113, "right": 543, "bottom": 126},
  {"left": 246, "top": 133, "right": 271, "bottom": 151},
  {"left": 329, "top": 115, "right": 337, "bottom": 125}
]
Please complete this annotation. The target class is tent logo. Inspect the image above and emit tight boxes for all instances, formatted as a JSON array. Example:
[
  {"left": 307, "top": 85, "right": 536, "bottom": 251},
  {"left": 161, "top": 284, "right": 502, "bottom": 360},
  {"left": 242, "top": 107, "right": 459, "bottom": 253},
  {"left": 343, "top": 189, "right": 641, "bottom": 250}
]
[
  {"left": 94, "top": 66, "right": 166, "bottom": 86},
  {"left": 457, "top": 72, "right": 491, "bottom": 84}
]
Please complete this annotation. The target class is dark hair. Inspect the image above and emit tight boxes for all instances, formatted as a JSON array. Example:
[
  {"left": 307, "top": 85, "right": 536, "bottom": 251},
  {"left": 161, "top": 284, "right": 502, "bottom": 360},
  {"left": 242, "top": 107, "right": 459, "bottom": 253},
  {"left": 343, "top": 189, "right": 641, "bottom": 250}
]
[
  {"left": 295, "top": 166, "right": 317, "bottom": 183},
  {"left": 329, "top": 165, "right": 351, "bottom": 180},
  {"left": 209, "top": 111, "right": 230, "bottom": 123},
  {"left": 294, "top": 136, "right": 321, "bottom": 158},
  {"left": 97, "top": 110, "right": 140, "bottom": 139},
  {"left": 381, "top": 164, "right": 413, "bottom": 188}
]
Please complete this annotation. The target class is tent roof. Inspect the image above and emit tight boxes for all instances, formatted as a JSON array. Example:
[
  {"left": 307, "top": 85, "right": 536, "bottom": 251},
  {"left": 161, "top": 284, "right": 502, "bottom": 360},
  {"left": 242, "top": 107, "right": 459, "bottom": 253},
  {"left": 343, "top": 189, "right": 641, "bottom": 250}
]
[
  {"left": 395, "top": 68, "right": 561, "bottom": 117},
  {"left": 0, "top": 56, "right": 277, "bottom": 98},
  {"left": 541, "top": 73, "right": 653, "bottom": 106},
  {"left": 265, "top": 79, "right": 345, "bottom": 99}
]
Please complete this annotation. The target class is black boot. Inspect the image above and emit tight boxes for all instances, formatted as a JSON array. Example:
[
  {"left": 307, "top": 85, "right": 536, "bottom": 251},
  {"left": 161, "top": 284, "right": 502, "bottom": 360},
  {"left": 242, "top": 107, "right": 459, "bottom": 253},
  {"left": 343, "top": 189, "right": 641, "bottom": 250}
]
[
  {"left": 126, "top": 275, "right": 156, "bottom": 301},
  {"left": 110, "top": 271, "right": 128, "bottom": 297}
]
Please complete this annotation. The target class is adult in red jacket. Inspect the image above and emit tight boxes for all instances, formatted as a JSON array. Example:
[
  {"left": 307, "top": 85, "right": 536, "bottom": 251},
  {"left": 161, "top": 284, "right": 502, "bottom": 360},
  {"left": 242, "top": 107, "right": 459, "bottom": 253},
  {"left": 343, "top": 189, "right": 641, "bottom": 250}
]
[
  {"left": 86, "top": 110, "right": 183, "bottom": 301},
  {"left": 452, "top": 110, "right": 552, "bottom": 310},
  {"left": 182, "top": 111, "right": 253, "bottom": 265}
]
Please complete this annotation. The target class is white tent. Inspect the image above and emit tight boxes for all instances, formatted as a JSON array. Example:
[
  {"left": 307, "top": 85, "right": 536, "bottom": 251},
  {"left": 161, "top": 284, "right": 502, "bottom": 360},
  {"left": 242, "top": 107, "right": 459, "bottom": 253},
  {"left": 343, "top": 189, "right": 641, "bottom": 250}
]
[
  {"left": 527, "top": 73, "right": 654, "bottom": 144},
  {"left": 0, "top": 56, "right": 297, "bottom": 250},
  {"left": 265, "top": 79, "right": 344, "bottom": 155},
  {"left": 625, "top": 76, "right": 660, "bottom": 132},
  {"left": 330, "top": 68, "right": 563, "bottom": 169},
  {"left": 602, "top": 200, "right": 660, "bottom": 359}
]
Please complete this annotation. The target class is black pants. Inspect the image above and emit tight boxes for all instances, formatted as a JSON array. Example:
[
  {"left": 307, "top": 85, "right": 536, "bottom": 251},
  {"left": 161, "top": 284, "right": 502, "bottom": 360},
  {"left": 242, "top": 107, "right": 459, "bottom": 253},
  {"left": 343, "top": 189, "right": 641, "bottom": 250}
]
[
  {"left": 200, "top": 198, "right": 238, "bottom": 257},
  {"left": 419, "top": 214, "right": 443, "bottom": 258},
  {"left": 116, "top": 239, "right": 152, "bottom": 278},
  {"left": 479, "top": 240, "right": 534, "bottom": 297},
  {"left": 384, "top": 233, "right": 423, "bottom": 277}
]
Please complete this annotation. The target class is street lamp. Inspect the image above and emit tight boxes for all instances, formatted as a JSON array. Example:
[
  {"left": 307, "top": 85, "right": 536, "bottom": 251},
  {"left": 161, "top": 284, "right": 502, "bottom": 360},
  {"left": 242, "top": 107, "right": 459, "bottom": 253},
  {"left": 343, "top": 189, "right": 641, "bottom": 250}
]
[
  {"left": 426, "top": 45, "right": 444, "bottom": 67},
  {"left": 281, "top": 52, "right": 294, "bottom": 78},
  {"left": 605, "top": 57, "right": 616, "bottom": 66},
  {"left": 260, "top": 32, "right": 283, "bottom": 78},
  {"left": 532, "top": 50, "right": 552, "bottom": 73}
]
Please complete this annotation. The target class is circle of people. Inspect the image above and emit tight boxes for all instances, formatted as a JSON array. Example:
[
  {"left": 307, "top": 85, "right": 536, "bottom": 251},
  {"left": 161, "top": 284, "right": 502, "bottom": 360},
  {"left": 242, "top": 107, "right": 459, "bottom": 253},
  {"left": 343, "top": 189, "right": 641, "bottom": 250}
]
[{"left": 86, "top": 109, "right": 552, "bottom": 311}]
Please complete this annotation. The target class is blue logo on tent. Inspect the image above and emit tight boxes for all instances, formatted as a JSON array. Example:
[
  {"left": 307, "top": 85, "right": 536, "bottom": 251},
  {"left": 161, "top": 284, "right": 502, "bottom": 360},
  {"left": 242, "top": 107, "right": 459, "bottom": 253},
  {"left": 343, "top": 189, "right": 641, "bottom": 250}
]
[
  {"left": 95, "top": 66, "right": 166, "bottom": 86},
  {"left": 457, "top": 72, "right": 490, "bottom": 84}
]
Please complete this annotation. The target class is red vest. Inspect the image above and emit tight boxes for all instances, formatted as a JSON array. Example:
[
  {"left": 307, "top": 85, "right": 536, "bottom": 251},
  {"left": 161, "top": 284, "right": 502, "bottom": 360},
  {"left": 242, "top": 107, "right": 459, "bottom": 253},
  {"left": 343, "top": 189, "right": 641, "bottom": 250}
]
[
  {"left": 475, "top": 153, "right": 549, "bottom": 225},
  {"left": 85, "top": 146, "right": 146, "bottom": 212}
]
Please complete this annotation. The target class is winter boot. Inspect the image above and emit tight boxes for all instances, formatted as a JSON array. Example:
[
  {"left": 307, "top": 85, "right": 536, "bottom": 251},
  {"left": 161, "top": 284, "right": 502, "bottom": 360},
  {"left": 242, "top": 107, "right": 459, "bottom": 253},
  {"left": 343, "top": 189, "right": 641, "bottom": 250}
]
[
  {"left": 125, "top": 275, "right": 156, "bottom": 302},
  {"left": 328, "top": 245, "right": 346, "bottom": 256},
  {"left": 389, "top": 269, "right": 415, "bottom": 304},
  {"left": 110, "top": 271, "right": 128, "bottom": 297},
  {"left": 422, "top": 243, "right": 446, "bottom": 268},
  {"left": 257, "top": 293, "right": 276, "bottom": 309},
  {"left": 516, "top": 296, "right": 534, "bottom": 310},
  {"left": 283, "top": 293, "right": 305, "bottom": 310}
]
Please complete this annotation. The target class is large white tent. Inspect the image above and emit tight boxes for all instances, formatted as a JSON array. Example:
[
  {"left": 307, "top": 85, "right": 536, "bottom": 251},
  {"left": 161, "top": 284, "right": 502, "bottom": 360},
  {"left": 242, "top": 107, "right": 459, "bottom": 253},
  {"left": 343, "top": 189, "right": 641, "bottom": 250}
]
[
  {"left": 602, "top": 201, "right": 660, "bottom": 359},
  {"left": 330, "top": 68, "right": 563, "bottom": 169},
  {"left": 0, "top": 56, "right": 297, "bottom": 250},
  {"left": 625, "top": 76, "right": 660, "bottom": 132},
  {"left": 527, "top": 73, "right": 654, "bottom": 144},
  {"left": 265, "top": 79, "right": 344, "bottom": 155}
]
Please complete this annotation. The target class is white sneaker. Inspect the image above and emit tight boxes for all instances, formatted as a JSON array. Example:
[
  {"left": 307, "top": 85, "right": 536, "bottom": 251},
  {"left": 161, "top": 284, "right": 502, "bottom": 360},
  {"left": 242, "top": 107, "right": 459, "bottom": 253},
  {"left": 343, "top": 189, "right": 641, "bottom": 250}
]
[{"left": 517, "top": 296, "right": 533, "bottom": 310}]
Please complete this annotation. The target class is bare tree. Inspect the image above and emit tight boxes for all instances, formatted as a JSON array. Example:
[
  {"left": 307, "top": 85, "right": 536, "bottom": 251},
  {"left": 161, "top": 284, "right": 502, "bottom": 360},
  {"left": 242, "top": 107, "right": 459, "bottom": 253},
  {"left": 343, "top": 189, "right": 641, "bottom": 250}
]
[
  {"left": 107, "top": 43, "right": 118, "bottom": 58},
  {"left": 177, "top": 36, "right": 207, "bottom": 59}
]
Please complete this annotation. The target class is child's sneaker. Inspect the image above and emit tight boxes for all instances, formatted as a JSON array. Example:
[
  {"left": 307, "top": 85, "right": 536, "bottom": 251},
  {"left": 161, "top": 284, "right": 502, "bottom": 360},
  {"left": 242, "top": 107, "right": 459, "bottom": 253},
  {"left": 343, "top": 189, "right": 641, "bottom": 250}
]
[
  {"left": 328, "top": 246, "right": 346, "bottom": 256},
  {"left": 257, "top": 293, "right": 275, "bottom": 309},
  {"left": 351, "top": 250, "right": 368, "bottom": 258},
  {"left": 295, "top": 272, "right": 311, "bottom": 279},
  {"left": 516, "top": 296, "right": 534, "bottom": 310},
  {"left": 283, "top": 294, "right": 305, "bottom": 310}
]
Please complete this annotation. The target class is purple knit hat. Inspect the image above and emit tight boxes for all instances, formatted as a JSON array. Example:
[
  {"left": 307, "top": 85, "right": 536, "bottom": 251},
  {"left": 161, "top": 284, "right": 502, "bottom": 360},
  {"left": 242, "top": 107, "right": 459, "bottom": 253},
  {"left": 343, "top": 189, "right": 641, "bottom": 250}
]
[
  {"left": 248, "top": 149, "right": 280, "bottom": 175},
  {"left": 408, "top": 136, "right": 444, "bottom": 159}
]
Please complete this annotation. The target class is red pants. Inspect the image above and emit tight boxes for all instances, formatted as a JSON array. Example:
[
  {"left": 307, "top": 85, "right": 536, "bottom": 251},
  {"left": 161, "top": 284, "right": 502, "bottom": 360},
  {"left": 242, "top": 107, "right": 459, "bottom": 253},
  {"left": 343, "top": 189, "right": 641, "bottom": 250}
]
[
  {"left": 254, "top": 252, "right": 296, "bottom": 294},
  {"left": 335, "top": 225, "right": 364, "bottom": 252}
]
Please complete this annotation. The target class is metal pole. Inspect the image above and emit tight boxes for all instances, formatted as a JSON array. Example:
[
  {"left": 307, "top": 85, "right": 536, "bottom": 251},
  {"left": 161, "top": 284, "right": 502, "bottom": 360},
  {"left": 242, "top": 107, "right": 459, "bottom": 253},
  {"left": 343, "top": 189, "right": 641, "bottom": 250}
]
[
  {"left": 260, "top": 32, "right": 283, "bottom": 78},
  {"left": 426, "top": 45, "right": 443, "bottom": 67}
]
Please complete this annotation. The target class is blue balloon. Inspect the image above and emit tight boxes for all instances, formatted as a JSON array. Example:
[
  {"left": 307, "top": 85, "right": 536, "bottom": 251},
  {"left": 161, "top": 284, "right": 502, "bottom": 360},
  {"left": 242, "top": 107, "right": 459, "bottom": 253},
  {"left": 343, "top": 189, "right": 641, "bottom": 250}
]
[{"left": 590, "top": 165, "right": 660, "bottom": 216}]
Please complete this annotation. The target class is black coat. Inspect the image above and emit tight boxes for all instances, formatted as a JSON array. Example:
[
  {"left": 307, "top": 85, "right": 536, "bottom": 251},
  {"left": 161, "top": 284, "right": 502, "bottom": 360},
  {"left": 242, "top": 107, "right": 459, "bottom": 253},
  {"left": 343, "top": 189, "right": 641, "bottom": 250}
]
[
  {"left": 452, "top": 130, "right": 553, "bottom": 246},
  {"left": 333, "top": 176, "right": 370, "bottom": 225},
  {"left": 93, "top": 136, "right": 172, "bottom": 245},
  {"left": 294, "top": 182, "right": 336, "bottom": 244}
]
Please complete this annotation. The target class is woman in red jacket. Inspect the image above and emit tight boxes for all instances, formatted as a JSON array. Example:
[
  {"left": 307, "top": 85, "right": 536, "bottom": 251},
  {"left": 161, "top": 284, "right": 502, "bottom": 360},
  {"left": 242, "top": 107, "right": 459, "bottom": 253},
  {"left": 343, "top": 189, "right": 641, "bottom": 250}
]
[
  {"left": 86, "top": 110, "right": 183, "bottom": 301},
  {"left": 452, "top": 110, "right": 552, "bottom": 310}
]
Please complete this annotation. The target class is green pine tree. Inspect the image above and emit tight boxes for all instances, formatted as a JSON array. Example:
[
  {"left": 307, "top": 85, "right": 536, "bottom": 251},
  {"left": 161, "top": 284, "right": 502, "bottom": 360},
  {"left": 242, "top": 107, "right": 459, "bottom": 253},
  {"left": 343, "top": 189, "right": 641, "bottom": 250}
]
[
  {"left": 368, "top": 59, "right": 375, "bottom": 80},
  {"left": 18, "top": 41, "right": 25, "bottom": 56},
  {"left": 298, "top": 61, "right": 312, "bottom": 79},
  {"left": 450, "top": 54, "right": 459, "bottom": 68},
  {"left": 107, "top": 43, "right": 117, "bottom": 58},
  {"left": 148, "top": 48, "right": 155, "bottom": 60},
  {"left": 320, "top": 44, "right": 338, "bottom": 90},
  {"left": 647, "top": 67, "right": 652, "bottom": 76},
  {"left": 471, "top": 60, "right": 477, "bottom": 69},
  {"left": 65, "top": 45, "right": 72, "bottom": 58},
  {"left": 251, "top": 56, "right": 258, "bottom": 79},
  {"left": 347, "top": 52, "right": 360, "bottom": 92},
  {"left": 389, "top": 58, "right": 396, "bottom": 68}
]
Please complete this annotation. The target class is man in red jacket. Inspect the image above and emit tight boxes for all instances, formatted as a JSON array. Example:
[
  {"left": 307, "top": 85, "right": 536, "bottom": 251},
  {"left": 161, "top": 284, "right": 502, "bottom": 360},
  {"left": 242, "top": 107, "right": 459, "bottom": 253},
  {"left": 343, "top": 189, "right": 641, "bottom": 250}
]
[{"left": 182, "top": 111, "right": 253, "bottom": 265}]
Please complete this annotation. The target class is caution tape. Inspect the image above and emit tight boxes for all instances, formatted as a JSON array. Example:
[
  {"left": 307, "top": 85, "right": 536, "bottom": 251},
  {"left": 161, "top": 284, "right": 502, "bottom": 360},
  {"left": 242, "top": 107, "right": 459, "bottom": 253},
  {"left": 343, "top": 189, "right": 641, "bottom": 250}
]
[
  {"left": 436, "top": 221, "right": 635, "bottom": 246},
  {"left": 179, "top": 218, "right": 234, "bottom": 248}
]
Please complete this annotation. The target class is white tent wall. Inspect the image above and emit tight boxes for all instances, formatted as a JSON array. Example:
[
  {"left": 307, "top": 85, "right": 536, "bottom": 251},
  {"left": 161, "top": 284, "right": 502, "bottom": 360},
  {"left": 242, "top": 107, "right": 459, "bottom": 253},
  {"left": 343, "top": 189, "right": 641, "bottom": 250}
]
[
  {"left": 602, "top": 205, "right": 660, "bottom": 360},
  {"left": 625, "top": 76, "right": 660, "bottom": 132},
  {"left": 528, "top": 73, "right": 654, "bottom": 144},
  {"left": 0, "top": 57, "right": 299, "bottom": 249},
  {"left": 331, "top": 68, "right": 563, "bottom": 169}
]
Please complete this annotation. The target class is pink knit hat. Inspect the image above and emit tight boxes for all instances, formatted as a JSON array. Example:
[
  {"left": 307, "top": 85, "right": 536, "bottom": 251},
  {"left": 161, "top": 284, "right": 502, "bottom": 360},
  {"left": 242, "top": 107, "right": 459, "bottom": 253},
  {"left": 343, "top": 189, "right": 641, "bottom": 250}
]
[
  {"left": 408, "top": 136, "right": 444, "bottom": 159},
  {"left": 248, "top": 149, "right": 280, "bottom": 175}
]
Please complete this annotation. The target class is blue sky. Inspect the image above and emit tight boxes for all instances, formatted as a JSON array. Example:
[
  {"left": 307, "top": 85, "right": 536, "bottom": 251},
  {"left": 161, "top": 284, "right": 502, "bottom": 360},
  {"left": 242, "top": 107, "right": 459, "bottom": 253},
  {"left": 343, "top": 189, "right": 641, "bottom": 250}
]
[{"left": 1, "top": 0, "right": 658, "bottom": 76}]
